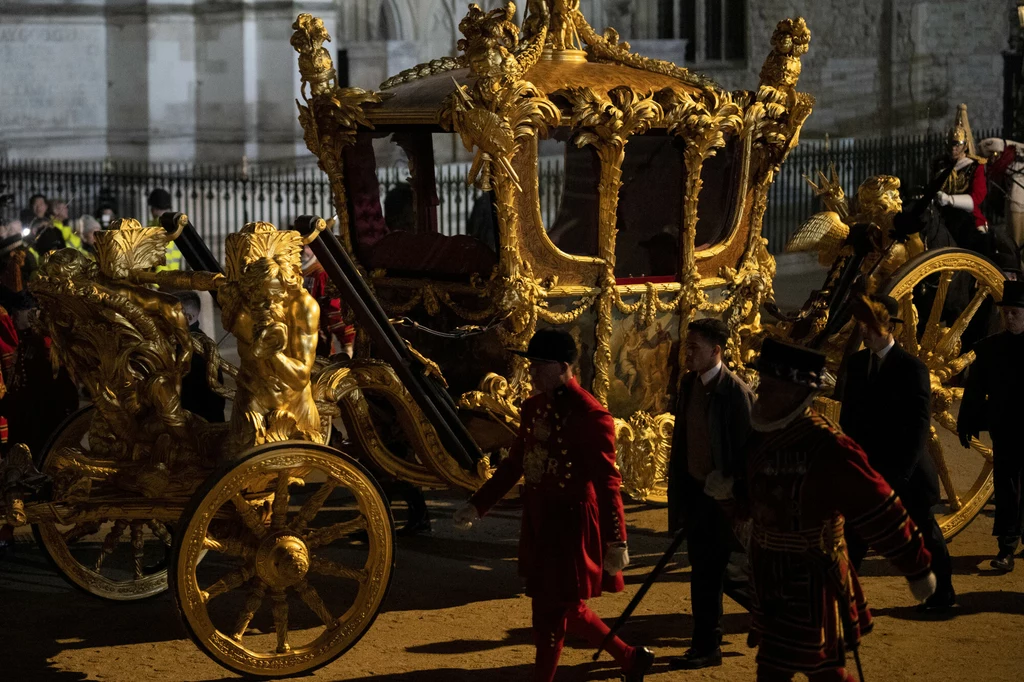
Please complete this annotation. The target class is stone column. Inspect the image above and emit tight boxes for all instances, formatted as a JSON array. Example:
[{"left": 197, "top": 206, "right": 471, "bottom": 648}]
[
  {"left": 105, "top": 0, "right": 198, "bottom": 161},
  {"left": 0, "top": 0, "right": 110, "bottom": 159}
]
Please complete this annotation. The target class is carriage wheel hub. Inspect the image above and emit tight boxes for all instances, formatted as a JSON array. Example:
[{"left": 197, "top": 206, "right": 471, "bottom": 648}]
[{"left": 256, "top": 533, "right": 310, "bottom": 589}]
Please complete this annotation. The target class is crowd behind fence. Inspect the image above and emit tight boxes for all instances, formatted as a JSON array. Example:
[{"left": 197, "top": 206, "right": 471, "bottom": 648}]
[{"left": 0, "top": 127, "right": 1006, "bottom": 262}]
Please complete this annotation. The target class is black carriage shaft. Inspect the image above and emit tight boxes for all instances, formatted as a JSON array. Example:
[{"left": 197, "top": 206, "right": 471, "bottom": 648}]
[
  {"left": 293, "top": 216, "right": 482, "bottom": 473},
  {"left": 160, "top": 212, "right": 225, "bottom": 303}
]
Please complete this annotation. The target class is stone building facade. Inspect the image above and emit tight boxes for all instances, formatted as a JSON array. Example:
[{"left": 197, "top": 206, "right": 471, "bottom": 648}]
[{"left": 1, "top": 0, "right": 1019, "bottom": 162}]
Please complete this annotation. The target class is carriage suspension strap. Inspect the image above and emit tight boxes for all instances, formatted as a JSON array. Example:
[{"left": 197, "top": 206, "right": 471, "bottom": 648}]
[{"left": 390, "top": 315, "right": 508, "bottom": 340}]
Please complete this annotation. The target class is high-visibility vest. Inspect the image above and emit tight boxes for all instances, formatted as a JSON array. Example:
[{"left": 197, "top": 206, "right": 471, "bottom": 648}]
[
  {"left": 52, "top": 220, "right": 86, "bottom": 254},
  {"left": 147, "top": 216, "right": 184, "bottom": 272},
  {"left": 156, "top": 242, "right": 184, "bottom": 272}
]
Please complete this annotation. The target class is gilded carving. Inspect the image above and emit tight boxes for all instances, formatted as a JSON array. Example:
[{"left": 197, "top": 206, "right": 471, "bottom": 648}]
[
  {"left": 292, "top": 14, "right": 382, "bottom": 254},
  {"left": 564, "top": 84, "right": 663, "bottom": 405},
  {"left": 615, "top": 412, "right": 674, "bottom": 502},
  {"left": 663, "top": 88, "right": 744, "bottom": 286}
]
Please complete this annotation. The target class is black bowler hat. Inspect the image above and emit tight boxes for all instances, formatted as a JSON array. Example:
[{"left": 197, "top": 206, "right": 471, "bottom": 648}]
[
  {"left": 997, "top": 280, "right": 1024, "bottom": 308},
  {"left": 511, "top": 328, "right": 579, "bottom": 364},
  {"left": 148, "top": 188, "right": 172, "bottom": 211},
  {"left": 870, "top": 293, "right": 903, "bottom": 324},
  {"left": 756, "top": 337, "right": 827, "bottom": 389}
]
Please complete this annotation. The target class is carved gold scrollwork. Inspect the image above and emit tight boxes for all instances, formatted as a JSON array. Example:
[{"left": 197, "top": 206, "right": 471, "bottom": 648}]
[
  {"left": 615, "top": 411, "right": 674, "bottom": 502},
  {"left": 316, "top": 361, "right": 490, "bottom": 491},
  {"left": 441, "top": 2, "right": 561, "bottom": 401},
  {"left": 662, "top": 88, "right": 744, "bottom": 288},
  {"left": 292, "top": 14, "right": 382, "bottom": 255},
  {"left": 459, "top": 372, "right": 523, "bottom": 431},
  {"left": 613, "top": 284, "right": 686, "bottom": 330},
  {"left": 563, "top": 85, "right": 663, "bottom": 405}
]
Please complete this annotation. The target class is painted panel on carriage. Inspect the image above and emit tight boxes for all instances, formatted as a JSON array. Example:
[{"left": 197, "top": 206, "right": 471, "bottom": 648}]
[{"left": 607, "top": 305, "right": 679, "bottom": 418}]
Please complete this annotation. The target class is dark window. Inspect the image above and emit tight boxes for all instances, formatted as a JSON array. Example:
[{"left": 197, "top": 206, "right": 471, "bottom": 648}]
[
  {"left": 724, "top": 0, "right": 746, "bottom": 61},
  {"left": 545, "top": 132, "right": 602, "bottom": 258},
  {"left": 681, "top": 0, "right": 696, "bottom": 62},
  {"left": 614, "top": 136, "right": 684, "bottom": 279},
  {"left": 705, "top": 0, "right": 723, "bottom": 61},
  {"left": 658, "top": 0, "right": 676, "bottom": 39},
  {"left": 676, "top": 0, "right": 746, "bottom": 63},
  {"left": 336, "top": 49, "right": 349, "bottom": 88}
]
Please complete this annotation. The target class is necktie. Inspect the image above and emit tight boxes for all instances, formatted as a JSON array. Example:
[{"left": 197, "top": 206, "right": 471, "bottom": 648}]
[{"left": 868, "top": 354, "right": 879, "bottom": 381}]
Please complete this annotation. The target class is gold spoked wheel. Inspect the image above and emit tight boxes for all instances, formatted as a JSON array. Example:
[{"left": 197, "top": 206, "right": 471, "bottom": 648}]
[
  {"left": 32, "top": 406, "right": 173, "bottom": 600},
  {"left": 171, "top": 442, "right": 394, "bottom": 678},
  {"left": 882, "top": 247, "right": 1004, "bottom": 540}
]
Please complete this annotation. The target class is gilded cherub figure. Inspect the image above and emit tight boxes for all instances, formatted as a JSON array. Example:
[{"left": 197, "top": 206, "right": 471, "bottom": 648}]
[{"left": 220, "top": 223, "right": 324, "bottom": 455}]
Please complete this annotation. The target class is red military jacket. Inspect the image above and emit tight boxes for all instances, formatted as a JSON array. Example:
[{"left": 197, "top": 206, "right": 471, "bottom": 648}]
[
  {"left": 745, "top": 411, "right": 931, "bottom": 674},
  {"left": 470, "top": 378, "right": 628, "bottom": 601}
]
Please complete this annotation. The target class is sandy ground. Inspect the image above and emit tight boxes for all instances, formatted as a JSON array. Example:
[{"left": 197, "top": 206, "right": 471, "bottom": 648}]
[{"left": 1, "top": 489, "right": 1022, "bottom": 682}]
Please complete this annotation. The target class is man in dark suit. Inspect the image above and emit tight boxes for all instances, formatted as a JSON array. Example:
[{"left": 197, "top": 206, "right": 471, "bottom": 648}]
[
  {"left": 958, "top": 279, "right": 1024, "bottom": 572},
  {"left": 668, "top": 318, "right": 754, "bottom": 669},
  {"left": 840, "top": 294, "right": 955, "bottom": 611}
]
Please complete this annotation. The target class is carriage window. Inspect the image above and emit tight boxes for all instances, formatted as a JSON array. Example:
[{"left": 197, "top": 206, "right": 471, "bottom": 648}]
[
  {"left": 614, "top": 135, "right": 685, "bottom": 279},
  {"left": 540, "top": 133, "right": 601, "bottom": 257},
  {"left": 344, "top": 131, "right": 499, "bottom": 278},
  {"left": 694, "top": 133, "right": 741, "bottom": 249}
]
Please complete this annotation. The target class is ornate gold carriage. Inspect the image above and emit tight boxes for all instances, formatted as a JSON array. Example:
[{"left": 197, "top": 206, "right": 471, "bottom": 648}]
[
  {"left": 291, "top": 2, "right": 809, "bottom": 505},
  {"left": 292, "top": 0, "right": 999, "bottom": 543},
  {"left": 0, "top": 2, "right": 1003, "bottom": 679}
]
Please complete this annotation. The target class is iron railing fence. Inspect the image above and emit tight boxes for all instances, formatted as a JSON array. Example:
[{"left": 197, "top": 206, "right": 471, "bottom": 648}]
[
  {"left": 0, "top": 128, "right": 1005, "bottom": 262},
  {"left": 0, "top": 158, "right": 566, "bottom": 262}
]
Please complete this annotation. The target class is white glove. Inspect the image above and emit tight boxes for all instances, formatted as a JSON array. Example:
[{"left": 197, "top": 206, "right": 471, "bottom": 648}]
[
  {"left": 603, "top": 542, "right": 629, "bottom": 574},
  {"left": 453, "top": 502, "right": 479, "bottom": 530},
  {"left": 703, "top": 470, "right": 735, "bottom": 501},
  {"left": 908, "top": 571, "right": 937, "bottom": 603},
  {"left": 936, "top": 192, "right": 952, "bottom": 207}
]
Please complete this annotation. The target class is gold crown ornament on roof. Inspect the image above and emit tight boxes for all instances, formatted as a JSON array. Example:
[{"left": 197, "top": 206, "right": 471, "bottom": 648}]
[{"left": 94, "top": 217, "right": 169, "bottom": 279}]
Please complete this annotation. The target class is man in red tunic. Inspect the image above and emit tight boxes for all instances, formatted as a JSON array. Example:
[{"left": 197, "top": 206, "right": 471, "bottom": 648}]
[
  {"left": 454, "top": 328, "right": 654, "bottom": 682},
  {"left": 935, "top": 111, "right": 989, "bottom": 255},
  {"left": 741, "top": 338, "right": 936, "bottom": 682}
]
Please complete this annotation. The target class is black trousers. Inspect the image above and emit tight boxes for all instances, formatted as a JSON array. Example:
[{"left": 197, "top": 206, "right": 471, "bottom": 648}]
[
  {"left": 847, "top": 497, "right": 954, "bottom": 595},
  {"left": 684, "top": 474, "right": 734, "bottom": 652},
  {"left": 992, "top": 435, "right": 1024, "bottom": 554}
]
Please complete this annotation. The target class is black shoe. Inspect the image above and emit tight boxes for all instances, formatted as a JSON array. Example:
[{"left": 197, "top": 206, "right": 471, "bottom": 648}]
[
  {"left": 397, "top": 517, "right": 432, "bottom": 537},
  {"left": 990, "top": 553, "right": 1015, "bottom": 572},
  {"left": 917, "top": 589, "right": 956, "bottom": 613},
  {"left": 669, "top": 647, "right": 723, "bottom": 670},
  {"left": 622, "top": 647, "right": 655, "bottom": 681}
]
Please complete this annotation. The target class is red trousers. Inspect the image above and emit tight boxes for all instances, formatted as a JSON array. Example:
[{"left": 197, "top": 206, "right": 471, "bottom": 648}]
[
  {"left": 756, "top": 664, "right": 856, "bottom": 681},
  {"left": 531, "top": 599, "right": 635, "bottom": 682}
]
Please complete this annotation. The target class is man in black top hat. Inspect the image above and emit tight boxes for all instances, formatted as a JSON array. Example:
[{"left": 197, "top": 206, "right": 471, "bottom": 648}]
[
  {"left": 744, "top": 338, "right": 934, "bottom": 682},
  {"left": 454, "top": 328, "right": 655, "bottom": 682},
  {"left": 959, "top": 280, "right": 1024, "bottom": 572},
  {"left": 840, "top": 294, "right": 955, "bottom": 610}
]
